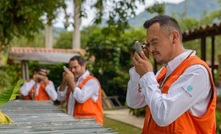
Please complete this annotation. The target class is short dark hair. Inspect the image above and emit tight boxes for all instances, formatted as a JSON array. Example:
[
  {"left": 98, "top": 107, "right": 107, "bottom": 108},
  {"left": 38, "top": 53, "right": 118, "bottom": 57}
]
[
  {"left": 69, "top": 55, "right": 86, "bottom": 66},
  {"left": 34, "top": 67, "right": 46, "bottom": 72},
  {"left": 143, "top": 15, "right": 182, "bottom": 40}
]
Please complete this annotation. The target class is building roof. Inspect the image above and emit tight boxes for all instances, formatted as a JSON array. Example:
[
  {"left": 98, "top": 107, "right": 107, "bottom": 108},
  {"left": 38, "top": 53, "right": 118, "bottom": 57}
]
[
  {"left": 8, "top": 47, "right": 85, "bottom": 64},
  {"left": 183, "top": 22, "right": 221, "bottom": 42}
]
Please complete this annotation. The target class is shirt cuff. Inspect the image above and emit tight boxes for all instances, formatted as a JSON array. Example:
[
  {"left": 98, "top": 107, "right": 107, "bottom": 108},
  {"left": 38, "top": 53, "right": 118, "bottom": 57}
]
[
  {"left": 129, "top": 67, "right": 140, "bottom": 81},
  {"left": 57, "top": 86, "right": 68, "bottom": 97},
  {"left": 29, "top": 79, "right": 35, "bottom": 86}
]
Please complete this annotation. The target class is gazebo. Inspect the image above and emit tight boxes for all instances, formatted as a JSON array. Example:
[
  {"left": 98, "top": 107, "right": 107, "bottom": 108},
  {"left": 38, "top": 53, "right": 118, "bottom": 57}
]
[{"left": 7, "top": 47, "right": 85, "bottom": 80}]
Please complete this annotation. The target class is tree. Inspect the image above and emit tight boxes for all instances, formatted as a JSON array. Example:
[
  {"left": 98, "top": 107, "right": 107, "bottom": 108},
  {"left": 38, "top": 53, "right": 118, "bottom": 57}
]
[
  {"left": 0, "top": 0, "right": 66, "bottom": 52},
  {"left": 84, "top": 25, "right": 146, "bottom": 103},
  {"left": 66, "top": 0, "right": 148, "bottom": 49},
  {"left": 145, "top": 2, "right": 165, "bottom": 15},
  {"left": 54, "top": 31, "right": 72, "bottom": 49},
  {"left": 0, "top": 0, "right": 66, "bottom": 92}
]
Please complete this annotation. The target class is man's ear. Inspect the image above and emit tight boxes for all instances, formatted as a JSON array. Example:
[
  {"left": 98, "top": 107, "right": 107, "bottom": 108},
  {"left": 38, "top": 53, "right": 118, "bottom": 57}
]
[
  {"left": 82, "top": 63, "right": 87, "bottom": 69},
  {"left": 170, "top": 30, "right": 179, "bottom": 43}
]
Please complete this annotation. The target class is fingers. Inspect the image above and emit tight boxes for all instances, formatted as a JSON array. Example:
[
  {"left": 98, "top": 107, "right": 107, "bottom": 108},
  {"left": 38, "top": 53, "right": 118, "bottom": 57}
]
[
  {"left": 64, "top": 68, "right": 73, "bottom": 76},
  {"left": 39, "top": 69, "right": 47, "bottom": 76},
  {"left": 140, "top": 51, "right": 148, "bottom": 60},
  {"left": 33, "top": 74, "right": 38, "bottom": 81},
  {"left": 133, "top": 51, "right": 148, "bottom": 62},
  {"left": 133, "top": 52, "right": 141, "bottom": 65},
  {"left": 63, "top": 67, "right": 70, "bottom": 72},
  {"left": 63, "top": 68, "right": 74, "bottom": 80},
  {"left": 133, "top": 51, "right": 152, "bottom": 72},
  {"left": 43, "top": 77, "right": 49, "bottom": 84},
  {"left": 143, "top": 48, "right": 150, "bottom": 59}
]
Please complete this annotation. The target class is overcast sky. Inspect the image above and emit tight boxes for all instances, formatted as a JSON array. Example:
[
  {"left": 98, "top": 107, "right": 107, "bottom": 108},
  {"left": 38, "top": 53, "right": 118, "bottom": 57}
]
[{"left": 53, "top": 0, "right": 184, "bottom": 30}]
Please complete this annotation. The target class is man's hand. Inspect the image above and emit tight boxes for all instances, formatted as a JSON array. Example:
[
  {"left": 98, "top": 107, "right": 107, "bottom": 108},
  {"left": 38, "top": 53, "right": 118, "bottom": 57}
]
[
  {"left": 143, "top": 47, "right": 149, "bottom": 59},
  {"left": 132, "top": 51, "right": 153, "bottom": 77},
  {"left": 60, "top": 68, "right": 76, "bottom": 91},
  {"left": 33, "top": 74, "right": 39, "bottom": 82},
  {"left": 63, "top": 68, "right": 74, "bottom": 83},
  {"left": 42, "top": 76, "right": 49, "bottom": 85}
]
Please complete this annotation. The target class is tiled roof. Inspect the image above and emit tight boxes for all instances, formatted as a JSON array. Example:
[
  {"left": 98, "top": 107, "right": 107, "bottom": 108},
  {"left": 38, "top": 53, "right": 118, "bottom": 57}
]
[
  {"left": 182, "top": 22, "right": 221, "bottom": 42},
  {"left": 8, "top": 47, "right": 86, "bottom": 64},
  {"left": 10, "top": 47, "right": 85, "bottom": 55}
]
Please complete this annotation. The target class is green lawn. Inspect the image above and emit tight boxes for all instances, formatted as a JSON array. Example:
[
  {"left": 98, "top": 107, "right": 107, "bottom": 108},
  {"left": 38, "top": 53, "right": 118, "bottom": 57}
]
[{"left": 103, "top": 116, "right": 142, "bottom": 134}]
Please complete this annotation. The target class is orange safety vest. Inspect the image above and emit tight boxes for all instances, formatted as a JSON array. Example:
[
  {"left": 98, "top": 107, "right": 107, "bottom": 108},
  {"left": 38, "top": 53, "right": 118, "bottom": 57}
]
[
  {"left": 142, "top": 56, "right": 217, "bottom": 134},
  {"left": 66, "top": 75, "right": 103, "bottom": 125},
  {"left": 24, "top": 81, "right": 51, "bottom": 101}
]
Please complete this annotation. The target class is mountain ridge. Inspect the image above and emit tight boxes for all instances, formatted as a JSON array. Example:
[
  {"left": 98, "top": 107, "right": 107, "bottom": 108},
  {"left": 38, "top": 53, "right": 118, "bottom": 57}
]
[{"left": 129, "top": 0, "right": 220, "bottom": 28}]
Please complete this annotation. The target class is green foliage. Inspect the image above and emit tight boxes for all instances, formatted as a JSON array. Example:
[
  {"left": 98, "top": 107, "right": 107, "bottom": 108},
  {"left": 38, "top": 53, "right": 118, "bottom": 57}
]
[
  {"left": 92, "top": 0, "right": 146, "bottom": 31},
  {"left": 84, "top": 26, "right": 146, "bottom": 102},
  {"left": 0, "top": 79, "right": 24, "bottom": 124},
  {"left": 54, "top": 26, "right": 99, "bottom": 49},
  {"left": 0, "top": 0, "right": 65, "bottom": 52},
  {"left": 0, "top": 68, "right": 11, "bottom": 91},
  {"left": 103, "top": 116, "right": 142, "bottom": 134},
  {"left": 0, "top": 63, "right": 22, "bottom": 92},
  {"left": 178, "top": 17, "right": 200, "bottom": 31},
  {"left": 0, "top": 79, "right": 24, "bottom": 107},
  {"left": 216, "top": 110, "right": 221, "bottom": 134},
  {"left": 10, "top": 32, "right": 45, "bottom": 48},
  {"left": 54, "top": 31, "right": 73, "bottom": 49},
  {"left": 129, "top": 107, "right": 146, "bottom": 117},
  {"left": 145, "top": 2, "right": 165, "bottom": 15}
]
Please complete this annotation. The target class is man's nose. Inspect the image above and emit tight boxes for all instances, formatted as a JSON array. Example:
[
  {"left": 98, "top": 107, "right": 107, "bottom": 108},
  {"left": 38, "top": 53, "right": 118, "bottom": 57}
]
[
  {"left": 148, "top": 45, "right": 155, "bottom": 53},
  {"left": 70, "top": 68, "right": 75, "bottom": 73}
]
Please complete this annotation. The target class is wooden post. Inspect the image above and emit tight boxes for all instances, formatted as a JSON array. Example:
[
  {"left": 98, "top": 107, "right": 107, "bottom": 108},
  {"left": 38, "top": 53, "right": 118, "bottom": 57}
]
[
  {"left": 21, "top": 61, "right": 29, "bottom": 80},
  {"left": 218, "top": 55, "right": 221, "bottom": 86},
  {"left": 102, "top": 90, "right": 113, "bottom": 109},
  {"left": 211, "top": 36, "right": 215, "bottom": 81}
]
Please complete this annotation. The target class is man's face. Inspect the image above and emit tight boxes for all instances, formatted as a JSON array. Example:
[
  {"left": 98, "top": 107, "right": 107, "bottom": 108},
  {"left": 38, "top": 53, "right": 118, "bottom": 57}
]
[
  {"left": 146, "top": 23, "right": 174, "bottom": 64},
  {"left": 69, "top": 60, "right": 86, "bottom": 78},
  {"left": 34, "top": 69, "right": 47, "bottom": 82}
]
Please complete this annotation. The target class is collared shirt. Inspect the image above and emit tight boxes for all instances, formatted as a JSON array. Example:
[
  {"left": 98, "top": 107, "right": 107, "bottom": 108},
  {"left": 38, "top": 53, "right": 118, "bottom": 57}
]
[
  {"left": 57, "top": 70, "right": 100, "bottom": 115},
  {"left": 126, "top": 50, "right": 212, "bottom": 126},
  {"left": 20, "top": 79, "right": 58, "bottom": 101}
]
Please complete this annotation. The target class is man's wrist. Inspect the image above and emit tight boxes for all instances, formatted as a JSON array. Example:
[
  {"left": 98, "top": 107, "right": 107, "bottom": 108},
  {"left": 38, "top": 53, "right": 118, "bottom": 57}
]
[{"left": 59, "top": 82, "right": 67, "bottom": 91}]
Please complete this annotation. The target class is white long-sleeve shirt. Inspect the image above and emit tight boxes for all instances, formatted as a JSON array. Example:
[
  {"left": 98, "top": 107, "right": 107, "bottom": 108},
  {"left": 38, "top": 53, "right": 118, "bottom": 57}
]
[
  {"left": 20, "top": 79, "right": 58, "bottom": 101},
  {"left": 126, "top": 50, "right": 212, "bottom": 127},
  {"left": 57, "top": 70, "right": 100, "bottom": 116}
]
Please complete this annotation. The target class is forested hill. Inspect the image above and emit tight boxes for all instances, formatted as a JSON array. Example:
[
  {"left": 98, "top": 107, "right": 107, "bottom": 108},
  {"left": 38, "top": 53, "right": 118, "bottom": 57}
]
[{"left": 129, "top": 0, "right": 221, "bottom": 28}]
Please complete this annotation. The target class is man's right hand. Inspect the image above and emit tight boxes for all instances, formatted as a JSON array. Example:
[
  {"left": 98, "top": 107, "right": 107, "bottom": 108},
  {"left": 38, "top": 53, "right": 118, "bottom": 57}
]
[
  {"left": 33, "top": 74, "right": 38, "bottom": 82},
  {"left": 132, "top": 51, "right": 153, "bottom": 77}
]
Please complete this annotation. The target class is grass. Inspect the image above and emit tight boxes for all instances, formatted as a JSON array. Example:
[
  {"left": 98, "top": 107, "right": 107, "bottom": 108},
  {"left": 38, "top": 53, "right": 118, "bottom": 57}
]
[{"left": 103, "top": 116, "right": 142, "bottom": 134}]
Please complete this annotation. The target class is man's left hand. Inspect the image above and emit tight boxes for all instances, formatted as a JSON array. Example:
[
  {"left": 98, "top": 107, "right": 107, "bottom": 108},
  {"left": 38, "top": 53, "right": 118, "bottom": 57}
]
[{"left": 132, "top": 51, "right": 153, "bottom": 77}]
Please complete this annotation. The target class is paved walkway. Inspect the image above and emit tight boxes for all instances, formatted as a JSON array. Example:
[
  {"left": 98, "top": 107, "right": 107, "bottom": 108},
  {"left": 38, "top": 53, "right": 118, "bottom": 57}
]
[{"left": 104, "top": 108, "right": 144, "bottom": 129}]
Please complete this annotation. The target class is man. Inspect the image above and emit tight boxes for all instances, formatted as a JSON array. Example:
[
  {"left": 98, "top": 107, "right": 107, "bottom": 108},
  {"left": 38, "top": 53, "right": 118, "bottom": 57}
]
[
  {"left": 20, "top": 67, "right": 57, "bottom": 101},
  {"left": 57, "top": 56, "right": 103, "bottom": 125},
  {"left": 126, "top": 15, "right": 217, "bottom": 134}
]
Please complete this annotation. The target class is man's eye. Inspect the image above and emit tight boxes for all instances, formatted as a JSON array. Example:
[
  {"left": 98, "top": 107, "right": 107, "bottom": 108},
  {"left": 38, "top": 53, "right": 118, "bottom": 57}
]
[{"left": 151, "top": 41, "right": 158, "bottom": 45}]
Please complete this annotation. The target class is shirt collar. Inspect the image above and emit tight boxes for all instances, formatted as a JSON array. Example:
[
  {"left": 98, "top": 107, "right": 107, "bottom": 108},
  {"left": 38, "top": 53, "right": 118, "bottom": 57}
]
[
  {"left": 77, "top": 70, "right": 90, "bottom": 83},
  {"left": 165, "top": 49, "right": 196, "bottom": 74}
]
